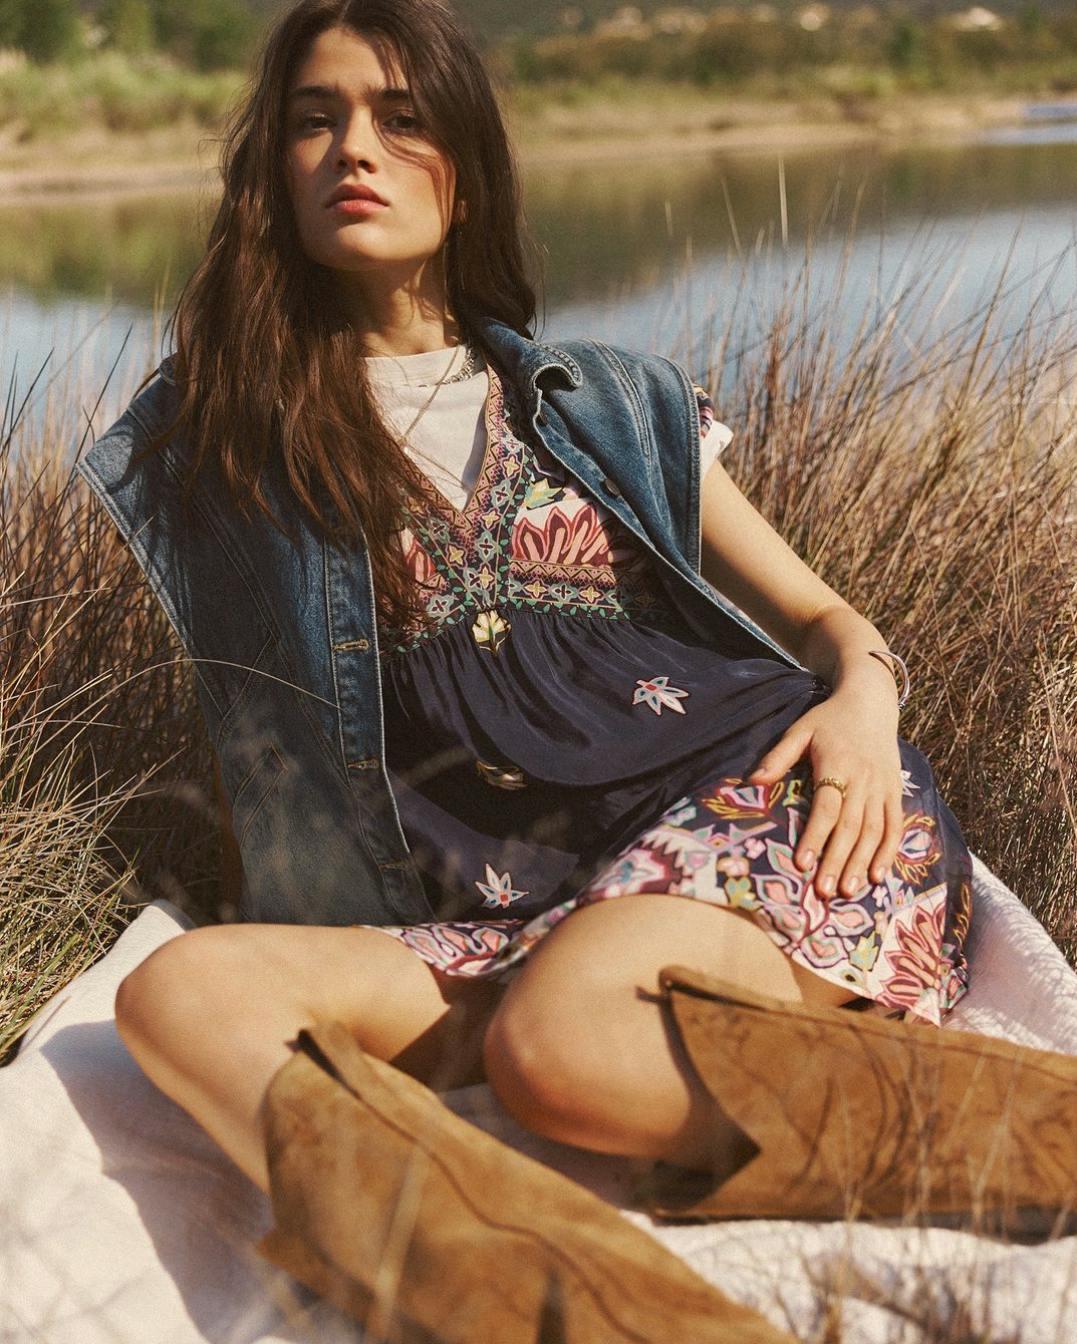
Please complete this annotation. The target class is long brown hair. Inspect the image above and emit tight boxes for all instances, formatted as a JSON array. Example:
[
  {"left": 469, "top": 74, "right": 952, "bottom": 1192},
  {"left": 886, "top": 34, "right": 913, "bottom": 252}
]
[{"left": 142, "top": 0, "right": 540, "bottom": 631}]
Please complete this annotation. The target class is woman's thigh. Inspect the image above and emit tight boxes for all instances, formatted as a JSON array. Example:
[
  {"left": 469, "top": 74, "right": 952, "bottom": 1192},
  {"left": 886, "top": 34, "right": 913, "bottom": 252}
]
[
  {"left": 496, "top": 892, "right": 859, "bottom": 1011},
  {"left": 118, "top": 922, "right": 507, "bottom": 1089},
  {"left": 478, "top": 894, "right": 861, "bottom": 1162}
]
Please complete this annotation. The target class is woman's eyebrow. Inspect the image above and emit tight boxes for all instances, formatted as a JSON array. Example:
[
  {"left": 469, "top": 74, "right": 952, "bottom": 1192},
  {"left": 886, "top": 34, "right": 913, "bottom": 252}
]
[{"left": 287, "top": 83, "right": 411, "bottom": 103}]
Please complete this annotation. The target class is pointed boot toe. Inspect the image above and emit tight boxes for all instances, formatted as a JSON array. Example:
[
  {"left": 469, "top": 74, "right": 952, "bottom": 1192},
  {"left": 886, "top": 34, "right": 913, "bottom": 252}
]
[{"left": 636, "top": 965, "right": 1077, "bottom": 1237}]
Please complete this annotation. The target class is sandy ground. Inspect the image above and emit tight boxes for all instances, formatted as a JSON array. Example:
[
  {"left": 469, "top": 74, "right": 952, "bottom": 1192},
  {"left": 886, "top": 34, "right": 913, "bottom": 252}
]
[
  {"left": 507, "top": 90, "right": 1039, "bottom": 165},
  {"left": 0, "top": 91, "right": 1060, "bottom": 202},
  {"left": 0, "top": 120, "right": 222, "bottom": 203}
]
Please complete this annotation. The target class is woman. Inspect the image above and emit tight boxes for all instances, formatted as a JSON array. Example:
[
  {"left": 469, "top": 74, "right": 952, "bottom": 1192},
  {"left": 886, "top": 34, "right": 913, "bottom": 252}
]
[{"left": 83, "top": 0, "right": 973, "bottom": 1204}]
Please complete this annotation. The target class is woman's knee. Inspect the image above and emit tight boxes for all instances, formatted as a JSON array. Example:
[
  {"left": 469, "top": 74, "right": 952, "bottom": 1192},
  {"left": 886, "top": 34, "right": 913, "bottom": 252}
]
[
  {"left": 114, "top": 924, "right": 267, "bottom": 1044},
  {"left": 479, "top": 899, "right": 692, "bottom": 1128},
  {"left": 481, "top": 967, "right": 614, "bottom": 1136}
]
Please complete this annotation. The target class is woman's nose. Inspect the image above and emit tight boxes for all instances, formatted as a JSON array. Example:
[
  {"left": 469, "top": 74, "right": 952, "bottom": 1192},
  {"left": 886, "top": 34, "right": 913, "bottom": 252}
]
[{"left": 337, "top": 109, "right": 380, "bottom": 170}]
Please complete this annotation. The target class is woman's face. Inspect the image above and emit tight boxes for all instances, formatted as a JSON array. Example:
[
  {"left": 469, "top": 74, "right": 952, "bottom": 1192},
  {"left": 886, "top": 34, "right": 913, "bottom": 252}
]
[{"left": 283, "top": 26, "right": 456, "bottom": 282}]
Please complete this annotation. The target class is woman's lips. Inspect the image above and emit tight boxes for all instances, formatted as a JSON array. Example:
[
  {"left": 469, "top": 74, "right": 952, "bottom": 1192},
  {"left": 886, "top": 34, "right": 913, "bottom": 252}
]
[{"left": 330, "top": 197, "right": 388, "bottom": 215}]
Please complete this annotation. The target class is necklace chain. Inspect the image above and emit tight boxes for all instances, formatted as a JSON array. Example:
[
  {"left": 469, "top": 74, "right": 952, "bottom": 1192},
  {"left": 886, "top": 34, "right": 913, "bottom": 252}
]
[
  {"left": 421, "top": 342, "right": 482, "bottom": 385},
  {"left": 399, "top": 340, "right": 484, "bottom": 441},
  {"left": 270, "top": 342, "right": 484, "bottom": 435}
]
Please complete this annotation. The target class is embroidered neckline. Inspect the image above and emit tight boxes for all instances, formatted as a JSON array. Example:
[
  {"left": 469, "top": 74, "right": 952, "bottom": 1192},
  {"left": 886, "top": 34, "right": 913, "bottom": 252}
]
[{"left": 381, "top": 371, "right": 671, "bottom": 656}]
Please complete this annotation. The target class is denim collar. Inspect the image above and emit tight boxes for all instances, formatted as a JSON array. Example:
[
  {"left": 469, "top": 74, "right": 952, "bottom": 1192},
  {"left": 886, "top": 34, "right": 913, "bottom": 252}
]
[
  {"left": 159, "top": 316, "right": 583, "bottom": 397},
  {"left": 474, "top": 316, "right": 583, "bottom": 396}
]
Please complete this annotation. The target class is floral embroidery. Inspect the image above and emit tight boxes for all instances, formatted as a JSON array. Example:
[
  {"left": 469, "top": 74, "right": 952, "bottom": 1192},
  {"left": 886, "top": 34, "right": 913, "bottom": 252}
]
[
  {"left": 586, "top": 847, "right": 669, "bottom": 897},
  {"left": 374, "top": 761, "right": 971, "bottom": 1027},
  {"left": 950, "top": 874, "right": 973, "bottom": 948},
  {"left": 475, "top": 864, "right": 528, "bottom": 909},
  {"left": 878, "top": 891, "right": 946, "bottom": 1010},
  {"left": 522, "top": 477, "right": 566, "bottom": 510},
  {"left": 471, "top": 608, "right": 511, "bottom": 653},
  {"left": 364, "top": 919, "right": 521, "bottom": 977},
  {"left": 893, "top": 811, "right": 942, "bottom": 885},
  {"left": 380, "top": 362, "right": 674, "bottom": 654},
  {"left": 632, "top": 675, "right": 690, "bottom": 716}
]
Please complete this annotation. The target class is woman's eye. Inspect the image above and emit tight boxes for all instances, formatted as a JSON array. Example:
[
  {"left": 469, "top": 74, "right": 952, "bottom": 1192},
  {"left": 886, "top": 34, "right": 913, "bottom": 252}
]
[
  {"left": 298, "top": 112, "right": 331, "bottom": 131},
  {"left": 386, "top": 111, "right": 422, "bottom": 133}
]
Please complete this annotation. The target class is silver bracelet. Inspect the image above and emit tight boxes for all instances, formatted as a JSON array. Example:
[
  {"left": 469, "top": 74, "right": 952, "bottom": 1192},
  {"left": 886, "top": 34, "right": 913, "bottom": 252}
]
[{"left": 868, "top": 649, "right": 910, "bottom": 709}]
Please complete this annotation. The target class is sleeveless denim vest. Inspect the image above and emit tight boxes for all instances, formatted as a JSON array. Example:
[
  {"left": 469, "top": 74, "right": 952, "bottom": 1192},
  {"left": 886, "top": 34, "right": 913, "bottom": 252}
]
[{"left": 76, "top": 315, "right": 807, "bottom": 926}]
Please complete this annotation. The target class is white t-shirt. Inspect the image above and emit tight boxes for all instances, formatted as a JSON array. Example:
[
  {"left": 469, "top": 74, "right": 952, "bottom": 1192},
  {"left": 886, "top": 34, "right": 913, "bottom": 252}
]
[{"left": 363, "top": 345, "right": 732, "bottom": 512}]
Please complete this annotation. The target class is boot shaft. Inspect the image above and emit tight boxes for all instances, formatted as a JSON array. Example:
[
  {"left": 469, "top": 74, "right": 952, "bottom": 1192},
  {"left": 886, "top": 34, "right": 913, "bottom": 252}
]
[{"left": 637, "top": 966, "right": 1077, "bottom": 1237}]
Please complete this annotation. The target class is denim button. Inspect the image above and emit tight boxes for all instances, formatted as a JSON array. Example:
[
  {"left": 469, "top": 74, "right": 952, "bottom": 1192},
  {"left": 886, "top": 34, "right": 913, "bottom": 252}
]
[{"left": 602, "top": 476, "right": 621, "bottom": 497}]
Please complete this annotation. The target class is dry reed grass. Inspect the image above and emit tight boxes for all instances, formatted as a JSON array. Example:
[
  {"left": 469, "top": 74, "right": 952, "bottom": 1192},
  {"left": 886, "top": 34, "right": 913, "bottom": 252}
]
[
  {"left": 1, "top": 323, "right": 223, "bottom": 1062},
  {"left": 691, "top": 227, "right": 1077, "bottom": 960},
  {"left": 1, "top": 235, "right": 1075, "bottom": 1338}
]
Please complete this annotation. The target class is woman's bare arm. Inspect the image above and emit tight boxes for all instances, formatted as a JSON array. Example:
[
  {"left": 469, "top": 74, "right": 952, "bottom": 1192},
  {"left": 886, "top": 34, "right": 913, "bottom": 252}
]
[
  {"left": 698, "top": 459, "right": 899, "bottom": 706},
  {"left": 700, "top": 458, "right": 907, "bottom": 894}
]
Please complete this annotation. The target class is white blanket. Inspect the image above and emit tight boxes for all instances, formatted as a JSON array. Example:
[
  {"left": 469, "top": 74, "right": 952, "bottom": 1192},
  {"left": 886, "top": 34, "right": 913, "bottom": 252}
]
[{"left": 1, "top": 852, "right": 1075, "bottom": 1344}]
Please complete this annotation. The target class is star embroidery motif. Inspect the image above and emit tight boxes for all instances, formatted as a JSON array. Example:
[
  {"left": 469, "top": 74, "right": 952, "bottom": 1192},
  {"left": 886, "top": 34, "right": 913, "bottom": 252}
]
[
  {"left": 475, "top": 864, "right": 528, "bottom": 909},
  {"left": 632, "top": 675, "right": 689, "bottom": 716},
  {"left": 523, "top": 477, "right": 566, "bottom": 509}
]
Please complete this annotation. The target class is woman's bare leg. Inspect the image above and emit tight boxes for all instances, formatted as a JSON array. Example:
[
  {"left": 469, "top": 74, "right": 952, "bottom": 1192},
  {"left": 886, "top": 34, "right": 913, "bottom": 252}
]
[
  {"left": 481, "top": 893, "right": 859, "bottom": 1172},
  {"left": 114, "top": 924, "right": 507, "bottom": 1195}
]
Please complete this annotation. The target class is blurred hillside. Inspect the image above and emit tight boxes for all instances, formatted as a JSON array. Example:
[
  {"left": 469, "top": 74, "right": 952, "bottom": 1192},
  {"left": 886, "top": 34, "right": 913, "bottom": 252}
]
[
  {"left": 456, "top": 1, "right": 1077, "bottom": 45},
  {"left": 0, "top": 0, "right": 1074, "bottom": 156},
  {"left": 0, "top": 0, "right": 1073, "bottom": 69}
]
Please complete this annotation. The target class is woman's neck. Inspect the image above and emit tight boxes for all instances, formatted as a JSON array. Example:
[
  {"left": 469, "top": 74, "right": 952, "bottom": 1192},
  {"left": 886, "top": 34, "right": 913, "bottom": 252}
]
[
  {"left": 360, "top": 325, "right": 464, "bottom": 357},
  {"left": 339, "top": 265, "right": 464, "bottom": 357}
]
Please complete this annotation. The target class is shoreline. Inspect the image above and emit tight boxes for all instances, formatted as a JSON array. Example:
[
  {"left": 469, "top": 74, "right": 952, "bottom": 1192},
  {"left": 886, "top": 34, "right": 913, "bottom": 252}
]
[{"left": 0, "top": 90, "right": 1068, "bottom": 203}]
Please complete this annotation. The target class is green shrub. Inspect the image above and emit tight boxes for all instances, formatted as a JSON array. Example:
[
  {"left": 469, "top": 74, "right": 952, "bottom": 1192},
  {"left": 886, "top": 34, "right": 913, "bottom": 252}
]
[
  {"left": 0, "top": 48, "right": 244, "bottom": 139},
  {"left": 99, "top": 0, "right": 155, "bottom": 58}
]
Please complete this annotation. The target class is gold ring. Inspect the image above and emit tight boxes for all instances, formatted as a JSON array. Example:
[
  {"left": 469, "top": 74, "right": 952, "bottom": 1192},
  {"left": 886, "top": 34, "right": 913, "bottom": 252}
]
[{"left": 814, "top": 775, "right": 848, "bottom": 799}]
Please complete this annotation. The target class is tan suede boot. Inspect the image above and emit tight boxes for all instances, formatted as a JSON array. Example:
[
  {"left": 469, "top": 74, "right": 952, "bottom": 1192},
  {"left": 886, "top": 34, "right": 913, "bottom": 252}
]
[
  {"left": 633, "top": 965, "right": 1077, "bottom": 1239},
  {"left": 254, "top": 1018, "right": 796, "bottom": 1344}
]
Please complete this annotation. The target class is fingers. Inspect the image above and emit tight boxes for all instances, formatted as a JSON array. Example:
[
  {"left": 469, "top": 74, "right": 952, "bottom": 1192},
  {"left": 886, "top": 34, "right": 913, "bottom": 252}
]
[
  {"left": 869, "top": 793, "right": 906, "bottom": 886},
  {"left": 753, "top": 717, "right": 906, "bottom": 895},
  {"left": 748, "top": 726, "right": 810, "bottom": 783},
  {"left": 836, "top": 802, "right": 884, "bottom": 897},
  {"left": 795, "top": 778, "right": 903, "bottom": 896},
  {"left": 796, "top": 786, "right": 864, "bottom": 895}
]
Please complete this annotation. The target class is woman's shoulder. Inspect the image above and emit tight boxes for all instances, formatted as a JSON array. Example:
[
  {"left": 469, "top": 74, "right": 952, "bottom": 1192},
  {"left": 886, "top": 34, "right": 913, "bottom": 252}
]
[
  {"left": 550, "top": 333, "right": 686, "bottom": 379},
  {"left": 550, "top": 335, "right": 719, "bottom": 434},
  {"left": 77, "top": 357, "right": 188, "bottom": 493}
]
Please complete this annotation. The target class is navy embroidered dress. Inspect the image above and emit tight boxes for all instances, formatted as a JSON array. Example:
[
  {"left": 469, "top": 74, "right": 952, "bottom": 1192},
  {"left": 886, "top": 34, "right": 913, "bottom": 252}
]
[{"left": 362, "top": 360, "right": 973, "bottom": 1026}]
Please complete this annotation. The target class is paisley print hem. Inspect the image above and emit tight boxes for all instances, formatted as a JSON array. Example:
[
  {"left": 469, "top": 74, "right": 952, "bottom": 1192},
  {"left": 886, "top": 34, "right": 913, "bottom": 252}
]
[{"left": 357, "top": 760, "right": 973, "bottom": 1029}]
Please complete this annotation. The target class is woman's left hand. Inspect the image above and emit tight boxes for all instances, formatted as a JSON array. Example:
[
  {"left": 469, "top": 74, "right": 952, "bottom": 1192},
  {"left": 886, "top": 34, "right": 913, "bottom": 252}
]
[{"left": 746, "top": 690, "right": 906, "bottom": 898}]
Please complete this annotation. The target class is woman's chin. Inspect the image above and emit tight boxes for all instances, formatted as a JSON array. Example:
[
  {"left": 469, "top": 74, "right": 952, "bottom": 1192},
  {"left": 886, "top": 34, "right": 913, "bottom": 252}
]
[{"left": 321, "top": 245, "right": 435, "bottom": 274}]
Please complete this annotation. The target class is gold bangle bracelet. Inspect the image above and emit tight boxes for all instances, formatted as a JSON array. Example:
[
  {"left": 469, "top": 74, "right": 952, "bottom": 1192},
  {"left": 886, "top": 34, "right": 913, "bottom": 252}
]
[{"left": 868, "top": 649, "right": 910, "bottom": 709}]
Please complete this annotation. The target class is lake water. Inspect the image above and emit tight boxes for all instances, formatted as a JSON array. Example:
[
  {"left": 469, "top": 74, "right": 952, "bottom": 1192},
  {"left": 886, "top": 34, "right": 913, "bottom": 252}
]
[{"left": 3, "top": 119, "right": 1076, "bottom": 443}]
